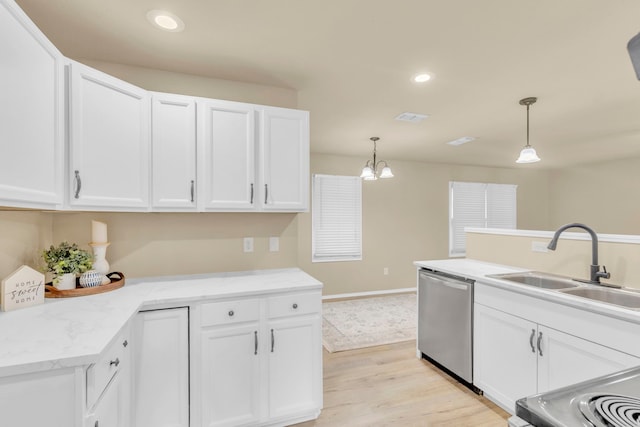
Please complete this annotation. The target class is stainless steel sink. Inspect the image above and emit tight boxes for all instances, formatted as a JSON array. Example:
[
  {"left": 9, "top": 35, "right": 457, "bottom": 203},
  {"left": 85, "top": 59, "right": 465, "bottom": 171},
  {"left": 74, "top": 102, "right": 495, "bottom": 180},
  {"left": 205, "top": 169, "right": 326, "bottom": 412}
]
[
  {"left": 558, "top": 287, "right": 640, "bottom": 309},
  {"left": 488, "top": 271, "right": 581, "bottom": 290}
]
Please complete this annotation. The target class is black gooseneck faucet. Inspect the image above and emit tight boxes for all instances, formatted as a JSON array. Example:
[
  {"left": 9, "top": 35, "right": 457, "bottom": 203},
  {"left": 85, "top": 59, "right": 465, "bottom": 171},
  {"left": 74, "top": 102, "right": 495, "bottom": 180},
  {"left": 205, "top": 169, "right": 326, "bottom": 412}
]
[{"left": 547, "top": 223, "right": 611, "bottom": 285}]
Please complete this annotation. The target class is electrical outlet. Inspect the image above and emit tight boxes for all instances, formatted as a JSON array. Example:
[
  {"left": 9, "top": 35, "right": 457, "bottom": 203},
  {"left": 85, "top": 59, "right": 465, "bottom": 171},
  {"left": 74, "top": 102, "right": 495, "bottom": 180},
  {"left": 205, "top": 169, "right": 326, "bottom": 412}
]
[
  {"left": 243, "top": 237, "right": 254, "bottom": 253},
  {"left": 383, "top": 267, "right": 389, "bottom": 275},
  {"left": 531, "top": 241, "right": 549, "bottom": 253},
  {"left": 269, "top": 237, "right": 279, "bottom": 252}
]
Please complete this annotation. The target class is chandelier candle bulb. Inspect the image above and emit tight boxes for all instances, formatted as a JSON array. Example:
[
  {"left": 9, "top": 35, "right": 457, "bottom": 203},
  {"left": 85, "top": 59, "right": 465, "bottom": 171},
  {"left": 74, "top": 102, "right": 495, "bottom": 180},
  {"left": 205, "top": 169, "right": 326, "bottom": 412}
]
[{"left": 91, "top": 220, "right": 108, "bottom": 244}]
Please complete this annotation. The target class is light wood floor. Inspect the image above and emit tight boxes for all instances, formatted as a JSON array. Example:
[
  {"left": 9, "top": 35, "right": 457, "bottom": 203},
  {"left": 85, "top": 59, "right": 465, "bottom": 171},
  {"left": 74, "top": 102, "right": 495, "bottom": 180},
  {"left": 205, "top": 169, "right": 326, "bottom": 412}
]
[{"left": 295, "top": 340, "right": 509, "bottom": 427}]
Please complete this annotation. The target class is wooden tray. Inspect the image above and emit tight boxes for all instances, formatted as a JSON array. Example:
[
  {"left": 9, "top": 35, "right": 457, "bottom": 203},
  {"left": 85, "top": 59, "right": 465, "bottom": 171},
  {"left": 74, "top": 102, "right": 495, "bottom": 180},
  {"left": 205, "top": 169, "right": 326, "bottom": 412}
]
[{"left": 45, "top": 272, "right": 125, "bottom": 298}]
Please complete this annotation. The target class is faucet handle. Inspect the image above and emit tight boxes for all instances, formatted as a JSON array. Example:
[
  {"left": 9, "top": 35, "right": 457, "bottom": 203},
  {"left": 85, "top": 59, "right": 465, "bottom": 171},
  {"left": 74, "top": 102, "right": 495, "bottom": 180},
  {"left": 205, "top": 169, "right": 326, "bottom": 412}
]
[{"left": 598, "top": 265, "right": 611, "bottom": 280}]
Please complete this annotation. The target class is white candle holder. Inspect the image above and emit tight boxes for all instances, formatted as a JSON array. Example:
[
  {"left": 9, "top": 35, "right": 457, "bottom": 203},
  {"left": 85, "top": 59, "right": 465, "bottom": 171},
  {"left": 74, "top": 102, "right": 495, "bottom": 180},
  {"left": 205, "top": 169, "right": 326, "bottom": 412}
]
[{"left": 90, "top": 242, "right": 110, "bottom": 276}]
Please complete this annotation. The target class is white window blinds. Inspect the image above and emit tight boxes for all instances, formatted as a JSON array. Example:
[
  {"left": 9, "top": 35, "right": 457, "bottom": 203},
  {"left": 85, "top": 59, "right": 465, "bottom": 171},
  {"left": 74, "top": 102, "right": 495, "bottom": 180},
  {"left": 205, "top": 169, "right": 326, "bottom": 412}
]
[
  {"left": 449, "top": 181, "right": 517, "bottom": 257},
  {"left": 312, "top": 174, "right": 362, "bottom": 262}
]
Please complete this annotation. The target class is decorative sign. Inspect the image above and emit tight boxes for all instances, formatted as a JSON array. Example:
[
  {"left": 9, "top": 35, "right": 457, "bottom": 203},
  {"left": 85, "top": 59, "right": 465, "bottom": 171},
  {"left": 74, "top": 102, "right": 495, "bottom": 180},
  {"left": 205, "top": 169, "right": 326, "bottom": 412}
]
[{"left": 1, "top": 265, "right": 45, "bottom": 312}]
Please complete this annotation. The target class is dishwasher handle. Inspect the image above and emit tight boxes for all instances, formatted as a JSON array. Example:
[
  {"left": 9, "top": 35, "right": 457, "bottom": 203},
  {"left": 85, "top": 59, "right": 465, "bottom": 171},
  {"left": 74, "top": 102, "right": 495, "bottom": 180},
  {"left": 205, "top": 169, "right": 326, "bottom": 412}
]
[{"left": 420, "top": 271, "right": 472, "bottom": 291}]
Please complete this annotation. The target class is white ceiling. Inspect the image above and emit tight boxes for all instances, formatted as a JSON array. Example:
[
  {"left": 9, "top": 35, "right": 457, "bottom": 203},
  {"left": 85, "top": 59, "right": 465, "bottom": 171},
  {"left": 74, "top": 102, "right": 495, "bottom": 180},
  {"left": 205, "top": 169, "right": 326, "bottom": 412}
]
[{"left": 16, "top": 0, "right": 640, "bottom": 169}]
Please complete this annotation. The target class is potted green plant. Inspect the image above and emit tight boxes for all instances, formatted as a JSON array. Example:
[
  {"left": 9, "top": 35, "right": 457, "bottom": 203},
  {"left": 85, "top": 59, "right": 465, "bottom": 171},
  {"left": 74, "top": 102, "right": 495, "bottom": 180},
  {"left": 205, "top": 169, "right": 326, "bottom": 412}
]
[{"left": 42, "top": 241, "right": 93, "bottom": 290}]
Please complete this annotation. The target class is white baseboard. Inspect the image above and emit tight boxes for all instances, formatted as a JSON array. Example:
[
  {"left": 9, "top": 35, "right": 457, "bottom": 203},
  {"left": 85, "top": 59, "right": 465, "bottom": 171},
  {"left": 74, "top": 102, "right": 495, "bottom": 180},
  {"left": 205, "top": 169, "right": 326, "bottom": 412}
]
[{"left": 322, "top": 287, "right": 416, "bottom": 301}]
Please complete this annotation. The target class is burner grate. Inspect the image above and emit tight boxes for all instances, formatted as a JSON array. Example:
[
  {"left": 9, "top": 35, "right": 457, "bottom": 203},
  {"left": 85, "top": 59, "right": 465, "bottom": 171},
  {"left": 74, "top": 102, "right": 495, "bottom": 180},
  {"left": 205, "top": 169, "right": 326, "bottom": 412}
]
[{"left": 579, "top": 394, "right": 640, "bottom": 427}]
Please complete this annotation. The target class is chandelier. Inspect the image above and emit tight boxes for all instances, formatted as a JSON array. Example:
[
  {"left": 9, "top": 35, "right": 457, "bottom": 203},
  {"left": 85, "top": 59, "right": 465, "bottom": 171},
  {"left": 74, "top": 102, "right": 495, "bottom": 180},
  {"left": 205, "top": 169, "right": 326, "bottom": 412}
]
[{"left": 360, "top": 137, "right": 394, "bottom": 180}]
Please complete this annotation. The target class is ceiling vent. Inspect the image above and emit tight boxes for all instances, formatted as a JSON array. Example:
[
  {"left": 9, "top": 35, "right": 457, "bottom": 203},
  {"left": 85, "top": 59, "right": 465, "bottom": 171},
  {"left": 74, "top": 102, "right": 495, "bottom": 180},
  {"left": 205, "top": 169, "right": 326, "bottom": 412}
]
[
  {"left": 446, "top": 136, "right": 476, "bottom": 146},
  {"left": 395, "top": 112, "right": 429, "bottom": 123}
]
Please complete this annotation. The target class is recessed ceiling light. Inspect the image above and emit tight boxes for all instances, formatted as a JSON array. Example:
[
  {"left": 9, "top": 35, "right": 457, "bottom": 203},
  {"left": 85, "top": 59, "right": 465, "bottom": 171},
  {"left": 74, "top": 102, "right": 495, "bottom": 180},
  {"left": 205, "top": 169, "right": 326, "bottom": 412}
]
[
  {"left": 413, "top": 73, "right": 432, "bottom": 83},
  {"left": 147, "top": 10, "right": 185, "bottom": 32},
  {"left": 446, "top": 136, "right": 476, "bottom": 146}
]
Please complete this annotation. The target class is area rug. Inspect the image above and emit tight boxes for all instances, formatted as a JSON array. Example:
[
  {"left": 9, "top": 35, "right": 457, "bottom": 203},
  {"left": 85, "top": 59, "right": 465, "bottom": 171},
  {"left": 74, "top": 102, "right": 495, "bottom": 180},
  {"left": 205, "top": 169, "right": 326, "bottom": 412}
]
[{"left": 322, "top": 293, "right": 416, "bottom": 353}]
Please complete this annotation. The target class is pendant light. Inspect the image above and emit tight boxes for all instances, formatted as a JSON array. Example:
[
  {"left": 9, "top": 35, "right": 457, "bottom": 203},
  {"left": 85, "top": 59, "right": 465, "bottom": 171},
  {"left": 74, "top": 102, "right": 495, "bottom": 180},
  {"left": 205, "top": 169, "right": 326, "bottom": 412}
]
[
  {"left": 516, "top": 97, "right": 541, "bottom": 164},
  {"left": 360, "top": 137, "right": 394, "bottom": 180}
]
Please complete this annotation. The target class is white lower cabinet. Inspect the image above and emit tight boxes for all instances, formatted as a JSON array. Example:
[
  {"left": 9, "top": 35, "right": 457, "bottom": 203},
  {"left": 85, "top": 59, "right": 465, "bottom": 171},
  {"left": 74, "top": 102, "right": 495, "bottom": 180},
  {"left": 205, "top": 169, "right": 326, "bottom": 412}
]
[
  {"left": 193, "top": 292, "right": 322, "bottom": 427},
  {"left": 85, "top": 327, "right": 131, "bottom": 427},
  {"left": 0, "top": 368, "right": 81, "bottom": 427},
  {"left": 474, "top": 303, "right": 537, "bottom": 412},
  {"left": 474, "top": 300, "right": 640, "bottom": 412},
  {"left": 200, "top": 323, "right": 262, "bottom": 427},
  {"left": 268, "top": 315, "right": 322, "bottom": 420},
  {"left": 133, "top": 307, "right": 190, "bottom": 427}
]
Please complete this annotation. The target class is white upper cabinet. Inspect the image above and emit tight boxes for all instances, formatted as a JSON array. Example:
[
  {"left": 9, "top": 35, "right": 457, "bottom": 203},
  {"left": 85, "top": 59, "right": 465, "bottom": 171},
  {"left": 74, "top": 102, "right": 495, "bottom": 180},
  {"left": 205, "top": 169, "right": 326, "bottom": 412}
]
[
  {"left": 1, "top": 0, "right": 309, "bottom": 212},
  {"left": 198, "top": 99, "right": 257, "bottom": 211},
  {"left": 151, "top": 92, "right": 197, "bottom": 210},
  {"left": 68, "top": 62, "right": 150, "bottom": 210},
  {"left": 0, "top": 0, "right": 64, "bottom": 208},
  {"left": 259, "top": 107, "right": 309, "bottom": 212}
]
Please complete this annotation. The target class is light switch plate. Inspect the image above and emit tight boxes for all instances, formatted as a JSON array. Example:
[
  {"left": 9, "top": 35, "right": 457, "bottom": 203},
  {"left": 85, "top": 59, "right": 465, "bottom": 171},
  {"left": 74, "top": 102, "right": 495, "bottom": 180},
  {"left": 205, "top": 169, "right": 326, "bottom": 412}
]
[
  {"left": 531, "top": 241, "right": 549, "bottom": 253},
  {"left": 269, "top": 237, "right": 279, "bottom": 252},
  {"left": 244, "top": 237, "right": 254, "bottom": 253}
]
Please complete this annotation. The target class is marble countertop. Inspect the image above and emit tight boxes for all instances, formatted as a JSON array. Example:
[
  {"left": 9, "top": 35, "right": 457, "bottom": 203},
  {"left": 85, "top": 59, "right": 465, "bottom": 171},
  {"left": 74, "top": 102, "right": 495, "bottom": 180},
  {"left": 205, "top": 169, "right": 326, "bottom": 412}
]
[
  {"left": 414, "top": 259, "right": 640, "bottom": 324},
  {"left": 0, "top": 268, "right": 322, "bottom": 378}
]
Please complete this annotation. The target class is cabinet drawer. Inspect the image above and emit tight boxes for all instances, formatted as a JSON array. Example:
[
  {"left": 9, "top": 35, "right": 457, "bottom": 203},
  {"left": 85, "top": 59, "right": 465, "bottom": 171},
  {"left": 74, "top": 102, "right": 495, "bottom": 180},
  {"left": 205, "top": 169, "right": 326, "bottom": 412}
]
[
  {"left": 201, "top": 298, "right": 261, "bottom": 326},
  {"left": 268, "top": 292, "right": 321, "bottom": 318},
  {"left": 86, "top": 330, "right": 129, "bottom": 409}
]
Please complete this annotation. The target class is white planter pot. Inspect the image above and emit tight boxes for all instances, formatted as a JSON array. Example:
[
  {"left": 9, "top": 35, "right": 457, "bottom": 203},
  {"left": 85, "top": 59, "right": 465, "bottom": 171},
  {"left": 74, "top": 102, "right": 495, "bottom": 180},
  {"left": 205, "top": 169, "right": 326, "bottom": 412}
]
[{"left": 55, "top": 273, "right": 76, "bottom": 290}]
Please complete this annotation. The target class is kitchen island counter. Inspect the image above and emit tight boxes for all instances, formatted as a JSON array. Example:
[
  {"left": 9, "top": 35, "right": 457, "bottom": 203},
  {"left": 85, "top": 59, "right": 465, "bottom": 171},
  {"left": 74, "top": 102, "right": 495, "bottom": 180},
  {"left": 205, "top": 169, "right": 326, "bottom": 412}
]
[{"left": 415, "top": 259, "right": 640, "bottom": 325}]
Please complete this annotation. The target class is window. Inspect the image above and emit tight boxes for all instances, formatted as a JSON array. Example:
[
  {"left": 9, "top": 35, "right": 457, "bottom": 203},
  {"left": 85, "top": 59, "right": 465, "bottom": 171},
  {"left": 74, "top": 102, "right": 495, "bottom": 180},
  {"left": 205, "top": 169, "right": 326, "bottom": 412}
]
[
  {"left": 312, "top": 174, "right": 362, "bottom": 262},
  {"left": 449, "top": 181, "right": 517, "bottom": 257}
]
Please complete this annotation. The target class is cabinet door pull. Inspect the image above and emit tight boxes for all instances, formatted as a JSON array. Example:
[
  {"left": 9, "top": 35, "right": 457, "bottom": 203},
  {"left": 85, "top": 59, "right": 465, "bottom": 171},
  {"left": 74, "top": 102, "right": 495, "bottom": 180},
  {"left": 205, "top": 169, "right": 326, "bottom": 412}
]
[
  {"left": 228, "top": 310, "right": 234, "bottom": 317},
  {"left": 95, "top": 421, "right": 99, "bottom": 427},
  {"left": 271, "top": 328, "right": 275, "bottom": 353},
  {"left": 190, "top": 180, "right": 195, "bottom": 203},
  {"left": 74, "top": 170, "right": 81, "bottom": 199},
  {"left": 110, "top": 358, "right": 120, "bottom": 367},
  {"left": 250, "top": 183, "right": 254, "bottom": 204},
  {"left": 254, "top": 330, "right": 258, "bottom": 355},
  {"left": 529, "top": 329, "right": 536, "bottom": 353},
  {"left": 537, "top": 331, "right": 543, "bottom": 357},
  {"left": 292, "top": 303, "right": 298, "bottom": 309},
  {"left": 264, "top": 184, "right": 269, "bottom": 204},
  {"left": 122, "top": 339, "right": 128, "bottom": 348}
]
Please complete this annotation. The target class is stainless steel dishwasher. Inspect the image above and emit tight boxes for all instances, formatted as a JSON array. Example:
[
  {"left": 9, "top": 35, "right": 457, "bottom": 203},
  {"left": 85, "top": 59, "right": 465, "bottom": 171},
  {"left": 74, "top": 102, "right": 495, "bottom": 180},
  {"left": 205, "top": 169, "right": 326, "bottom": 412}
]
[{"left": 418, "top": 268, "right": 474, "bottom": 386}]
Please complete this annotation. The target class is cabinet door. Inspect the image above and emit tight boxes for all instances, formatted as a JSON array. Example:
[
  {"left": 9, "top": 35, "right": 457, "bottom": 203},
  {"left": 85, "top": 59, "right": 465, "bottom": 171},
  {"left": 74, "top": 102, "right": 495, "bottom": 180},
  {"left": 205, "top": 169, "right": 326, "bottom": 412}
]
[
  {"left": 0, "top": 0, "right": 64, "bottom": 208},
  {"left": 199, "top": 100, "right": 256, "bottom": 211},
  {"left": 537, "top": 325, "right": 640, "bottom": 393},
  {"left": 199, "top": 324, "right": 261, "bottom": 427},
  {"left": 268, "top": 315, "right": 322, "bottom": 420},
  {"left": 473, "top": 303, "right": 537, "bottom": 412},
  {"left": 0, "top": 368, "right": 80, "bottom": 427},
  {"left": 134, "top": 308, "right": 189, "bottom": 427},
  {"left": 259, "top": 107, "right": 309, "bottom": 211},
  {"left": 90, "top": 370, "right": 129, "bottom": 427},
  {"left": 151, "top": 93, "right": 196, "bottom": 210},
  {"left": 69, "top": 62, "right": 150, "bottom": 210}
]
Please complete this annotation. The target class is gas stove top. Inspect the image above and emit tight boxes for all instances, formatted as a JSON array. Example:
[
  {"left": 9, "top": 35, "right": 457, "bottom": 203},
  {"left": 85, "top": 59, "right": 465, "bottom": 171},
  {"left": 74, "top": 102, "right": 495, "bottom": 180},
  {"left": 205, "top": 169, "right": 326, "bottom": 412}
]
[{"left": 515, "top": 366, "right": 640, "bottom": 427}]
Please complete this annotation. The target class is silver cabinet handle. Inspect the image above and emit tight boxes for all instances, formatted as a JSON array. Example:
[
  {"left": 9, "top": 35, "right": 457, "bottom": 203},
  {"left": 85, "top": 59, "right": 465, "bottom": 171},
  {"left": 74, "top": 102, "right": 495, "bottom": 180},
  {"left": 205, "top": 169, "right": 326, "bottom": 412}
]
[
  {"left": 95, "top": 421, "right": 99, "bottom": 427},
  {"left": 122, "top": 340, "right": 128, "bottom": 348},
  {"left": 537, "top": 331, "right": 543, "bottom": 357},
  {"left": 271, "top": 328, "right": 275, "bottom": 353},
  {"left": 264, "top": 184, "right": 269, "bottom": 204},
  {"left": 190, "top": 180, "right": 195, "bottom": 203},
  {"left": 110, "top": 358, "right": 120, "bottom": 367},
  {"left": 74, "top": 170, "right": 81, "bottom": 199},
  {"left": 250, "top": 183, "right": 254, "bottom": 204},
  {"left": 254, "top": 330, "right": 258, "bottom": 355},
  {"left": 529, "top": 329, "right": 536, "bottom": 353},
  {"left": 292, "top": 303, "right": 298, "bottom": 309},
  {"left": 228, "top": 310, "right": 234, "bottom": 317}
]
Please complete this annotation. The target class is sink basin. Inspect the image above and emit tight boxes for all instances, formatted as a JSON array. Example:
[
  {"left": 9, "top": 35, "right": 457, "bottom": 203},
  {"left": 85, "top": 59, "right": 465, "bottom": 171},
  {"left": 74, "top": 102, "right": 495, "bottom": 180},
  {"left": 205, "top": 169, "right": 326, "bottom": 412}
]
[
  {"left": 488, "top": 271, "right": 580, "bottom": 290},
  {"left": 558, "top": 287, "right": 640, "bottom": 309}
]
